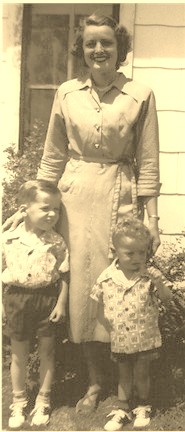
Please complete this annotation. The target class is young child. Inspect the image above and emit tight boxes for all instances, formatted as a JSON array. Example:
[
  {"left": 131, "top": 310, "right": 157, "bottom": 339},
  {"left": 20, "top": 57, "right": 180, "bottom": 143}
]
[
  {"left": 91, "top": 216, "right": 173, "bottom": 430},
  {"left": 2, "top": 180, "right": 69, "bottom": 429}
]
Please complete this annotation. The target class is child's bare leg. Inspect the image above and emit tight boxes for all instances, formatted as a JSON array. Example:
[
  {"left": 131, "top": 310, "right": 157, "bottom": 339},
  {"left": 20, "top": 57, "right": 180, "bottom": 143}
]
[
  {"left": 104, "top": 360, "right": 132, "bottom": 431},
  {"left": 134, "top": 355, "right": 150, "bottom": 403},
  {"left": 8, "top": 340, "right": 29, "bottom": 428},
  {"left": 11, "top": 339, "right": 29, "bottom": 397},
  {"left": 36, "top": 335, "right": 55, "bottom": 403},
  {"left": 118, "top": 360, "right": 133, "bottom": 411},
  {"left": 132, "top": 355, "right": 152, "bottom": 428},
  {"left": 30, "top": 336, "right": 55, "bottom": 427}
]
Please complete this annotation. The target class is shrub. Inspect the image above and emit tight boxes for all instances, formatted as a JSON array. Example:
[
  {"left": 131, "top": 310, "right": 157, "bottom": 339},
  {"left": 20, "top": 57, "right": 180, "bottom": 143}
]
[{"left": 2, "top": 120, "right": 45, "bottom": 223}]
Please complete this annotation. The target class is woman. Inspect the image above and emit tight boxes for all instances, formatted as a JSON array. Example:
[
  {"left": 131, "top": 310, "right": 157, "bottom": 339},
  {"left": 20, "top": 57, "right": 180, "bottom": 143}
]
[{"left": 4, "top": 14, "right": 160, "bottom": 412}]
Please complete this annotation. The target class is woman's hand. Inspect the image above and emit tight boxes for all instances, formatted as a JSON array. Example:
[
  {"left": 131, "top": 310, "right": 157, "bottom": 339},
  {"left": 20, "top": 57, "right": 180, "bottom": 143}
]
[
  {"left": 2, "top": 210, "right": 23, "bottom": 232},
  {"left": 148, "top": 220, "right": 161, "bottom": 255},
  {"left": 145, "top": 196, "right": 161, "bottom": 255}
]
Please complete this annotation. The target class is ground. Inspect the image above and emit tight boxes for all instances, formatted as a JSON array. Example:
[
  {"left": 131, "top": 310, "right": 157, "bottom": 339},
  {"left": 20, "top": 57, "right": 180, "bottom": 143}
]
[{"left": 2, "top": 339, "right": 185, "bottom": 431}]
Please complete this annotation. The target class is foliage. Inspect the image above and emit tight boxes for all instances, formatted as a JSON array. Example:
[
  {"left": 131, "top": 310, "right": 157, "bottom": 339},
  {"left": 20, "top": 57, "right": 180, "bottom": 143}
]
[
  {"left": 2, "top": 120, "right": 45, "bottom": 223},
  {"left": 148, "top": 240, "right": 185, "bottom": 346},
  {"left": 2, "top": 124, "right": 185, "bottom": 428}
]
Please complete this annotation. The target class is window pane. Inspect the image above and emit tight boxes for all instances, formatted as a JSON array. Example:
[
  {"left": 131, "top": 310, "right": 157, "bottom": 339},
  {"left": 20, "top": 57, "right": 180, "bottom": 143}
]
[{"left": 28, "top": 15, "right": 69, "bottom": 85}]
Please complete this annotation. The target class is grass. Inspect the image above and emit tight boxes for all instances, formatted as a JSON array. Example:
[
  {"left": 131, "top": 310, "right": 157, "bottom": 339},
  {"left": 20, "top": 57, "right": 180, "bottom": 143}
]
[{"left": 2, "top": 339, "right": 185, "bottom": 431}]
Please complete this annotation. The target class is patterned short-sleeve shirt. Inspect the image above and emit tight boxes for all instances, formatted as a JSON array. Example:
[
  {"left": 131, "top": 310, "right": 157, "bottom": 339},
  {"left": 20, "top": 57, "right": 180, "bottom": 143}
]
[
  {"left": 91, "top": 260, "right": 164, "bottom": 354},
  {"left": 2, "top": 223, "right": 69, "bottom": 289}
]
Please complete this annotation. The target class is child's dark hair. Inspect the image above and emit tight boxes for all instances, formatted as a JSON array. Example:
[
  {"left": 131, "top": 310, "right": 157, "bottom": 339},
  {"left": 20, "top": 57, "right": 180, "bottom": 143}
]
[
  {"left": 17, "top": 180, "right": 61, "bottom": 206},
  {"left": 71, "top": 13, "right": 132, "bottom": 70},
  {"left": 112, "top": 216, "right": 152, "bottom": 249}
]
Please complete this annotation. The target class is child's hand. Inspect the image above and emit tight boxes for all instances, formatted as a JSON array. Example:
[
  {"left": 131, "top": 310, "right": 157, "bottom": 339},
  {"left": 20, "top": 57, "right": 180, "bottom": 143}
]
[{"left": 49, "top": 303, "right": 66, "bottom": 323}]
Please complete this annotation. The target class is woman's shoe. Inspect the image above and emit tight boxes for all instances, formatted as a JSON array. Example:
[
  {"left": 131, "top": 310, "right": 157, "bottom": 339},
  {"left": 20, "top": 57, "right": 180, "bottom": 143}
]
[{"left": 76, "top": 387, "right": 102, "bottom": 414}]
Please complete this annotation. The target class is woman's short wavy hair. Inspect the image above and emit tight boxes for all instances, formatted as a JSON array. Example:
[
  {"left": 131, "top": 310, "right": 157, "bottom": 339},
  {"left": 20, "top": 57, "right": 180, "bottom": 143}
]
[{"left": 71, "top": 13, "right": 132, "bottom": 70}]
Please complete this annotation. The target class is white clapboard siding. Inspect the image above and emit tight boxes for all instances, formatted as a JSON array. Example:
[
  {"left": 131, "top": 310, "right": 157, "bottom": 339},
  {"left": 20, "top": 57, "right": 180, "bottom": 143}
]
[
  {"left": 159, "top": 153, "right": 178, "bottom": 195},
  {"left": 158, "top": 112, "right": 185, "bottom": 153},
  {"left": 133, "top": 68, "right": 185, "bottom": 112},
  {"left": 158, "top": 195, "right": 185, "bottom": 234},
  {"left": 132, "top": 3, "right": 185, "bottom": 235},
  {"left": 176, "top": 154, "right": 185, "bottom": 195},
  {"left": 135, "top": 3, "right": 185, "bottom": 26},
  {"left": 159, "top": 153, "right": 185, "bottom": 195},
  {"left": 134, "top": 26, "right": 185, "bottom": 68}
]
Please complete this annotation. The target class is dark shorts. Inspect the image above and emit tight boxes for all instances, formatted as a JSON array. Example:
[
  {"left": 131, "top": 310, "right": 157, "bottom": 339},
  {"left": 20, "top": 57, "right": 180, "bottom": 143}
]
[
  {"left": 111, "top": 348, "right": 160, "bottom": 363},
  {"left": 4, "top": 282, "right": 60, "bottom": 341}
]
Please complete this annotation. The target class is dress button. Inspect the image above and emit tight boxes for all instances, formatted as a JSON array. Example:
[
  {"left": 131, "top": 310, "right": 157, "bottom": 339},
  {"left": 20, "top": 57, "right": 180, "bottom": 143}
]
[
  {"left": 96, "top": 125, "right": 100, "bottom": 131},
  {"left": 28, "top": 273, "right": 32, "bottom": 277},
  {"left": 94, "top": 143, "right": 100, "bottom": 149},
  {"left": 96, "top": 108, "right": 100, "bottom": 113}
]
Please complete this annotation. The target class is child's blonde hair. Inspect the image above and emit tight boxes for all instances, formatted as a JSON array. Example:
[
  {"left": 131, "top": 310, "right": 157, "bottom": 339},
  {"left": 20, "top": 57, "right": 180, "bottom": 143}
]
[{"left": 112, "top": 216, "right": 152, "bottom": 249}]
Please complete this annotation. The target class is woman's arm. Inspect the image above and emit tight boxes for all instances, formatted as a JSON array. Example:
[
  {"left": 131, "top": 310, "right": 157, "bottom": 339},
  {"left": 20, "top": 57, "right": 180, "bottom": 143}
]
[
  {"left": 37, "top": 89, "right": 69, "bottom": 184},
  {"left": 135, "top": 89, "right": 161, "bottom": 254},
  {"left": 144, "top": 196, "right": 161, "bottom": 254}
]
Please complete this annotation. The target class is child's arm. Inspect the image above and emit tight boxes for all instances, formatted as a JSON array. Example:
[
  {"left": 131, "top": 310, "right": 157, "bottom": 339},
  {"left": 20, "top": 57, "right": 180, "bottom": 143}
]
[
  {"left": 147, "top": 266, "right": 173, "bottom": 306},
  {"left": 49, "top": 273, "right": 68, "bottom": 322},
  {"left": 156, "top": 283, "right": 173, "bottom": 306}
]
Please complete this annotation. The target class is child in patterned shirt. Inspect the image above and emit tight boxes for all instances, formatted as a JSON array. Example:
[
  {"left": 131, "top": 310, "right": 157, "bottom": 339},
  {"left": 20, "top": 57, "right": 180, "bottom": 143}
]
[
  {"left": 91, "top": 216, "right": 173, "bottom": 430},
  {"left": 2, "top": 180, "right": 69, "bottom": 429}
]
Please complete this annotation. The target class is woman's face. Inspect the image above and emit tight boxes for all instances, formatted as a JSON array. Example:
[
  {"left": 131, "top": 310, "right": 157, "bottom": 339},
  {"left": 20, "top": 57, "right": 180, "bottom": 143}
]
[{"left": 82, "top": 25, "right": 118, "bottom": 74}]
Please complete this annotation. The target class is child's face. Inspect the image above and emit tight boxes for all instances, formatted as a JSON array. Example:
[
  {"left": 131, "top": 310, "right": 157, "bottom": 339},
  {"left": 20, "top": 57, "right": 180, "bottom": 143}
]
[
  {"left": 25, "top": 191, "right": 61, "bottom": 232},
  {"left": 116, "top": 236, "right": 148, "bottom": 274}
]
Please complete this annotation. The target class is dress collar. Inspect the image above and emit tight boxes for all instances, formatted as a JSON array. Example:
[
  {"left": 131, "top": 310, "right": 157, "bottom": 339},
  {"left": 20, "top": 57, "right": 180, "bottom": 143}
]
[{"left": 61, "top": 72, "right": 140, "bottom": 102}]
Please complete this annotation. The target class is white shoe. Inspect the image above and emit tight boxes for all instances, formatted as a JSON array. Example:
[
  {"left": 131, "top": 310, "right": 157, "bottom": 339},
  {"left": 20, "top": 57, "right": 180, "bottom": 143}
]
[
  {"left": 133, "top": 405, "right": 151, "bottom": 429},
  {"left": 9, "top": 402, "right": 27, "bottom": 429},
  {"left": 104, "top": 409, "right": 132, "bottom": 431},
  {"left": 30, "top": 404, "right": 50, "bottom": 426}
]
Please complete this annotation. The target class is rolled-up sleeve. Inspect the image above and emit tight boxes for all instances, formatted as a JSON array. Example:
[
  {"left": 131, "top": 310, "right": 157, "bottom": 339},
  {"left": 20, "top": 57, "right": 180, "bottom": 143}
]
[
  {"left": 37, "top": 90, "right": 69, "bottom": 185},
  {"left": 135, "top": 90, "right": 160, "bottom": 197}
]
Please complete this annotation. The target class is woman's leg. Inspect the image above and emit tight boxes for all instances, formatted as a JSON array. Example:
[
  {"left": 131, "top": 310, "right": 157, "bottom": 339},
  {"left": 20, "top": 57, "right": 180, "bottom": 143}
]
[
  {"left": 82, "top": 342, "right": 102, "bottom": 398},
  {"left": 76, "top": 342, "right": 104, "bottom": 412}
]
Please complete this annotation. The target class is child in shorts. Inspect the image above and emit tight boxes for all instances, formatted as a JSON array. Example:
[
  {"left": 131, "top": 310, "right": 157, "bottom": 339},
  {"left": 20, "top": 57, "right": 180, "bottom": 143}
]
[
  {"left": 2, "top": 180, "right": 69, "bottom": 429},
  {"left": 91, "top": 216, "right": 173, "bottom": 430}
]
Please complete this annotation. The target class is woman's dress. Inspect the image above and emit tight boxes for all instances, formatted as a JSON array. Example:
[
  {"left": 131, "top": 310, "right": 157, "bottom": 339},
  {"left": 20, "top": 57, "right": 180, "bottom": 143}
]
[{"left": 37, "top": 72, "right": 160, "bottom": 343}]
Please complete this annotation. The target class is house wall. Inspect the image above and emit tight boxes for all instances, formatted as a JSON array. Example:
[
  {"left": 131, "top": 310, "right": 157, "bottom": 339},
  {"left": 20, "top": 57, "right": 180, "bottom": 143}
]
[
  {"left": 2, "top": 4, "right": 23, "bottom": 153},
  {"left": 120, "top": 3, "right": 185, "bottom": 237},
  {"left": 2, "top": 3, "right": 185, "bottom": 238}
]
